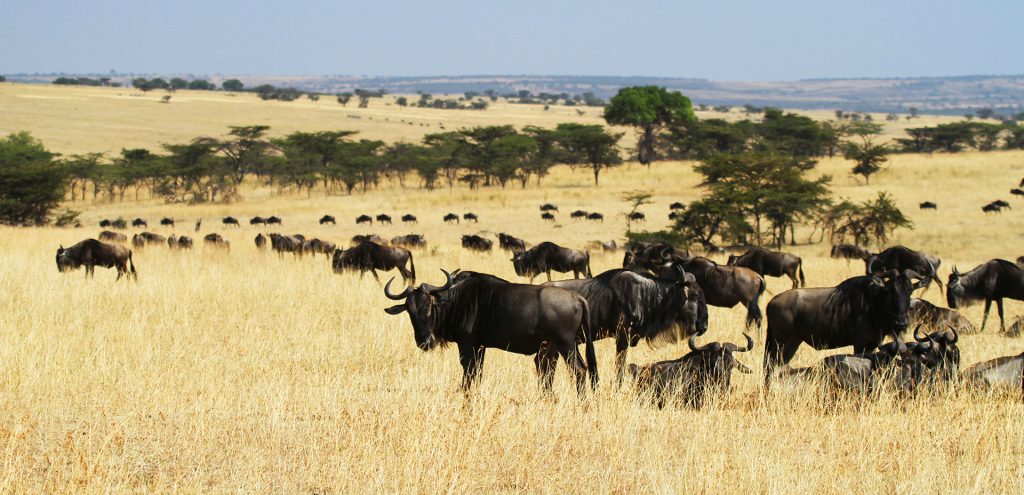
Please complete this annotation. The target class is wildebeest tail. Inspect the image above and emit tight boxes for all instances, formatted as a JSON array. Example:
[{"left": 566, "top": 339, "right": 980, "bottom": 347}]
[
  {"left": 128, "top": 249, "right": 138, "bottom": 280},
  {"left": 408, "top": 251, "right": 416, "bottom": 282},
  {"left": 746, "top": 277, "right": 765, "bottom": 329},
  {"left": 798, "top": 260, "right": 806, "bottom": 287},
  {"left": 585, "top": 251, "right": 592, "bottom": 278},
  {"left": 581, "top": 301, "right": 599, "bottom": 390}
]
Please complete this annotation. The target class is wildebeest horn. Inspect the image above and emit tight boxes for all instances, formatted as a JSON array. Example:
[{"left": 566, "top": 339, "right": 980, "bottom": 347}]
[
  {"left": 890, "top": 331, "right": 906, "bottom": 354},
  {"left": 688, "top": 334, "right": 712, "bottom": 352},
  {"left": 725, "top": 333, "right": 754, "bottom": 353},
  {"left": 383, "top": 278, "right": 412, "bottom": 300},
  {"left": 660, "top": 246, "right": 673, "bottom": 261},
  {"left": 916, "top": 338, "right": 934, "bottom": 352},
  {"left": 944, "top": 325, "right": 959, "bottom": 345},
  {"left": 913, "top": 324, "right": 928, "bottom": 343},
  {"left": 420, "top": 269, "right": 453, "bottom": 294},
  {"left": 951, "top": 266, "right": 959, "bottom": 276}
]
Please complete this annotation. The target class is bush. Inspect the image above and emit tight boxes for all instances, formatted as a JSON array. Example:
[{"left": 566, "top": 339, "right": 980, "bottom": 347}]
[{"left": 0, "top": 132, "right": 67, "bottom": 226}]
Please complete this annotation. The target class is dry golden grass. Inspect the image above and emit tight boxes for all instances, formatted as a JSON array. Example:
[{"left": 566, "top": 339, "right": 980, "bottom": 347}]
[{"left": 1, "top": 83, "right": 1023, "bottom": 493}]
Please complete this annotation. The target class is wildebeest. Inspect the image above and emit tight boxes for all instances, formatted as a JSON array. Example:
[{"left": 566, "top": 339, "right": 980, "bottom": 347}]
[
  {"left": 376, "top": 214, "right": 392, "bottom": 225},
  {"left": 498, "top": 233, "right": 527, "bottom": 254},
  {"left": 203, "top": 233, "right": 230, "bottom": 249},
  {"left": 911, "top": 326, "right": 960, "bottom": 383},
  {"left": 443, "top": 213, "right": 459, "bottom": 224},
  {"left": 356, "top": 215, "right": 373, "bottom": 225},
  {"left": 401, "top": 214, "right": 417, "bottom": 225},
  {"left": 222, "top": 217, "right": 239, "bottom": 227},
  {"left": 351, "top": 234, "right": 385, "bottom": 245},
  {"left": 391, "top": 234, "right": 426, "bottom": 249},
  {"left": 266, "top": 216, "right": 282, "bottom": 225},
  {"left": 461, "top": 234, "right": 493, "bottom": 252},
  {"left": 463, "top": 213, "right": 478, "bottom": 223},
  {"left": 727, "top": 247, "right": 805, "bottom": 289},
  {"left": 255, "top": 233, "right": 267, "bottom": 250},
  {"left": 831, "top": 243, "right": 870, "bottom": 261},
  {"left": 982, "top": 203, "right": 1002, "bottom": 214},
  {"left": 269, "top": 233, "right": 303, "bottom": 256},
  {"left": 99, "top": 230, "right": 127, "bottom": 243},
  {"left": 332, "top": 241, "right": 415, "bottom": 283},
  {"left": 628, "top": 333, "right": 752, "bottom": 408},
  {"left": 132, "top": 232, "right": 166, "bottom": 248},
  {"left": 628, "top": 212, "right": 646, "bottom": 222},
  {"left": 99, "top": 219, "right": 111, "bottom": 228},
  {"left": 303, "top": 238, "right": 337, "bottom": 258},
  {"left": 132, "top": 218, "right": 147, "bottom": 228},
  {"left": 668, "top": 211, "right": 680, "bottom": 221},
  {"left": 919, "top": 201, "right": 937, "bottom": 210},
  {"left": 1011, "top": 188, "right": 1024, "bottom": 197},
  {"left": 541, "top": 212, "right": 556, "bottom": 222},
  {"left": 383, "top": 270, "right": 597, "bottom": 394},
  {"left": 763, "top": 270, "right": 926, "bottom": 384},
  {"left": 512, "top": 242, "right": 592, "bottom": 282},
  {"left": 109, "top": 218, "right": 127, "bottom": 230},
  {"left": 866, "top": 246, "right": 942, "bottom": 293},
  {"left": 669, "top": 202, "right": 685, "bottom": 210},
  {"left": 249, "top": 216, "right": 266, "bottom": 226},
  {"left": 160, "top": 217, "right": 175, "bottom": 227},
  {"left": 947, "top": 259, "right": 1024, "bottom": 332},
  {"left": 56, "top": 239, "right": 137, "bottom": 281},
  {"left": 908, "top": 298, "right": 976, "bottom": 335},
  {"left": 319, "top": 215, "right": 336, "bottom": 225},
  {"left": 960, "top": 351, "right": 1024, "bottom": 390},
  {"left": 993, "top": 199, "right": 1011, "bottom": 209},
  {"left": 194, "top": 219, "right": 201, "bottom": 232},
  {"left": 570, "top": 210, "right": 588, "bottom": 220},
  {"left": 539, "top": 203, "right": 558, "bottom": 212},
  {"left": 587, "top": 212, "right": 603, "bottom": 222},
  {"left": 168, "top": 235, "right": 192, "bottom": 249},
  {"left": 775, "top": 339, "right": 918, "bottom": 396}
]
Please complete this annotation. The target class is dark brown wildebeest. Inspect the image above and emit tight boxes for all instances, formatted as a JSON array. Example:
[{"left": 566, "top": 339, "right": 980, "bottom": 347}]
[
  {"left": 540, "top": 203, "right": 558, "bottom": 213},
  {"left": 587, "top": 212, "right": 603, "bottom": 222},
  {"left": 948, "top": 259, "right": 1024, "bottom": 332},
  {"left": 668, "top": 211, "right": 680, "bottom": 221},
  {"left": 269, "top": 233, "right": 303, "bottom": 256},
  {"left": 204, "top": 233, "right": 230, "bottom": 250},
  {"left": 222, "top": 217, "right": 239, "bottom": 227},
  {"left": 56, "top": 239, "right": 137, "bottom": 281},
  {"left": 628, "top": 333, "right": 752, "bottom": 408},
  {"left": 461, "top": 234, "right": 493, "bottom": 252},
  {"left": 249, "top": 216, "right": 266, "bottom": 226},
  {"left": 628, "top": 212, "right": 646, "bottom": 222},
  {"left": 512, "top": 242, "right": 591, "bottom": 282},
  {"left": 132, "top": 218, "right": 147, "bottom": 228},
  {"left": 266, "top": 216, "right": 282, "bottom": 225},
  {"left": 463, "top": 213, "right": 478, "bottom": 223},
  {"left": 356, "top": 214, "right": 373, "bottom": 225},
  {"left": 401, "top": 214, "right": 417, "bottom": 225},
  {"left": 601, "top": 240, "right": 617, "bottom": 252},
  {"left": 960, "top": 351, "right": 1024, "bottom": 390},
  {"left": 110, "top": 218, "right": 127, "bottom": 229},
  {"left": 391, "top": 234, "right": 426, "bottom": 249},
  {"left": 132, "top": 232, "right": 166, "bottom": 248},
  {"left": 332, "top": 241, "right": 415, "bottom": 283},
  {"left": 763, "top": 270, "right": 926, "bottom": 385},
  {"left": 443, "top": 213, "right": 459, "bottom": 224},
  {"left": 669, "top": 202, "right": 685, "bottom": 210},
  {"left": 982, "top": 203, "right": 1002, "bottom": 214},
  {"left": 993, "top": 199, "right": 1011, "bottom": 209},
  {"left": 866, "top": 246, "right": 942, "bottom": 293},
  {"left": 677, "top": 257, "right": 765, "bottom": 328},
  {"left": 376, "top": 214, "right": 392, "bottom": 225},
  {"left": 727, "top": 247, "right": 805, "bottom": 289},
  {"left": 99, "top": 219, "right": 112, "bottom": 228},
  {"left": 498, "top": 233, "right": 527, "bottom": 254},
  {"left": 541, "top": 212, "right": 556, "bottom": 222},
  {"left": 910, "top": 326, "right": 960, "bottom": 383},
  {"left": 319, "top": 215, "right": 336, "bottom": 225},
  {"left": 303, "top": 239, "right": 336, "bottom": 258},
  {"left": 908, "top": 298, "right": 976, "bottom": 335},
  {"left": 570, "top": 210, "right": 588, "bottom": 220},
  {"left": 99, "top": 230, "right": 127, "bottom": 243},
  {"left": 383, "top": 270, "right": 597, "bottom": 394},
  {"left": 255, "top": 233, "right": 267, "bottom": 250},
  {"left": 351, "top": 234, "right": 385, "bottom": 245},
  {"left": 160, "top": 217, "right": 175, "bottom": 227},
  {"left": 831, "top": 243, "right": 870, "bottom": 261},
  {"left": 775, "top": 339, "right": 925, "bottom": 396},
  {"left": 1011, "top": 188, "right": 1024, "bottom": 197},
  {"left": 919, "top": 201, "right": 937, "bottom": 210},
  {"left": 194, "top": 219, "right": 201, "bottom": 232},
  {"left": 175, "top": 236, "right": 193, "bottom": 249}
]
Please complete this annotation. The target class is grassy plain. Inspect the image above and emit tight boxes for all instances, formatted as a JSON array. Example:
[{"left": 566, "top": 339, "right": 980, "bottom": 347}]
[{"left": 0, "top": 82, "right": 1023, "bottom": 493}]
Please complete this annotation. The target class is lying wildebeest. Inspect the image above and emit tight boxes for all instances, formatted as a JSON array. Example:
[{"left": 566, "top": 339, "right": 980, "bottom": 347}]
[
  {"left": 269, "top": 233, "right": 303, "bottom": 256},
  {"left": 540, "top": 203, "right": 558, "bottom": 212},
  {"left": 498, "top": 233, "right": 527, "bottom": 254},
  {"left": 463, "top": 213, "right": 478, "bottom": 223},
  {"left": 948, "top": 259, "right": 1024, "bottom": 332},
  {"left": 461, "top": 234, "right": 493, "bottom": 252},
  {"left": 628, "top": 212, "right": 646, "bottom": 222},
  {"left": 831, "top": 243, "right": 870, "bottom": 261},
  {"left": 764, "top": 269, "right": 926, "bottom": 385},
  {"left": 160, "top": 218, "right": 175, "bottom": 227},
  {"left": 255, "top": 233, "right": 267, "bottom": 250},
  {"left": 132, "top": 218, "right": 147, "bottom": 228},
  {"left": 356, "top": 214, "right": 373, "bottom": 225},
  {"left": 391, "top": 234, "right": 426, "bottom": 249},
  {"left": 570, "top": 210, "right": 588, "bottom": 220},
  {"left": 541, "top": 266, "right": 708, "bottom": 385},
  {"left": 669, "top": 202, "right": 685, "bottom": 210},
  {"left": 99, "top": 230, "right": 127, "bottom": 243},
  {"left": 512, "top": 242, "right": 592, "bottom": 282},
  {"left": 776, "top": 339, "right": 928, "bottom": 396},
  {"left": 443, "top": 213, "right": 459, "bottom": 224},
  {"left": 250, "top": 216, "right": 266, "bottom": 226},
  {"left": 960, "top": 351, "right": 1024, "bottom": 390},
  {"left": 628, "top": 333, "right": 752, "bottom": 408},
  {"left": 1011, "top": 188, "right": 1024, "bottom": 197},
  {"left": 266, "top": 216, "right": 281, "bottom": 225},
  {"left": 351, "top": 234, "right": 384, "bottom": 245},
  {"left": 727, "top": 247, "right": 805, "bottom": 289},
  {"left": 56, "top": 239, "right": 137, "bottom": 281},
  {"left": 204, "top": 233, "right": 230, "bottom": 249},
  {"left": 376, "top": 214, "right": 392, "bottom": 225},
  {"left": 401, "top": 214, "right": 417, "bottom": 225},
  {"left": 332, "top": 241, "right": 415, "bottom": 283},
  {"left": 587, "top": 212, "right": 603, "bottom": 222},
  {"left": 919, "top": 201, "right": 937, "bottom": 210},
  {"left": 866, "top": 246, "right": 942, "bottom": 293},
  {"left": 911, "top": 326, "right": 960, "bottom": 383},
  {"left": 383, "top": 270, "right": 597, "bottom": 394},
  {"left": 132, "top": 232, "right": 166, "bottom": 248},
  {"left": 222, "top": 217, "right": 239, "bottom": 227},
  {"left": 99, "top": 219, "right": 111, "bottom": 228},
  {"left": 303, "top": 238, "right": 336, "bottom": 258},
  {"left": 319, "top": 215, "right": 336, "bottom": 225},
  {"left": 541, "top": 212, "right": 556, "bottom": 222},
  {"left": 908, "top": 298, "right": 976, "bottom": 335}
]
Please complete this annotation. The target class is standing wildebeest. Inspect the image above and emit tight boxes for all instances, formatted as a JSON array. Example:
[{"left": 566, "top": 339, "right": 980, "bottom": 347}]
[
  {"left": 919, "top": 201, "right": 937, "bottom": 210},
  {"left": 56, "top": 239, "right": 137, "bottom": 281},
  {"left": 443, "top": 213, "right": 459, "bottom": 224},
  {"left": 269, "top": 233, "right": 303, "bottom": 256},
  {"left": 303, "top": 239, "right": 337, "bottom": 258},
  {"left": 99, "top": 219, "right": 111, "bottom": 228},
  {"left": 351, "top": 234, "right": 384, "bottom": 245},
  {"left": 110, "top": 218, "right": 127, "bottom": 229},
  {"left": 727, "top": 247, "right": 805, "bottom": 289},
  {"left": 908, "top": 298, "right": 976, "bottom": 335},
  {"left": 866, "top": 246, "right": 943, "bottom": 293},
  {"left": 763, "top": 270, "right": 926, "bottom": 384},
  {"left": 332, "top": 242, "right": 415, "bottom": 283},
  {"left": 628, "top": 212, "right": 646, "bottom": 222},
  {"left": 356, "top": 215, "right": 373, "bottom": 225},
  {"left": 376, "top": 214, "right": 392, "bottom": 225},
  {"left": 266, "top": 216, "right": 282, "bottom": 226},
  {"left": 255, "top": 233, "right": 267, "bottom": 250},
  {"left": 669, "top": 202, "right": 685, "bottom": 210},
  {"left": 132, "top": 218, "right": 147, "bottom": 228},
  {"left": 391, "top": 234, "right": 426, "bottom": 249},
  {"left": 319, "top": 215, "right": 336, "bottom": 225},
  {"left": 249, "top": 216, "right": 266, "bottom": 226},
  {"left": 204, "top": 233, "right": 230, "bottom": 250},
  {"left": 570, "top": 210, "right": 588, "bottom": 221},
  {"left": 982, "top": 203, "right": 1002, "bottom": 214},
  {"left": 628, "top": 333, "right": 752, "bottom": 408},
  {"left": 194, "top": 219, "right": 201, "bottom": 232},
  {"left": 99, "top": 230, "right": 127, "bottom": 243},
  {"left": 541, "top": 212, "right": 556, "bottom": 222},
  {"left": 993, "top": 199, "right": 1011, "bottom": 209},
  {"left": 961, "top": 351, "right": 1024, "bottom": 390},
  {"left": 831, "top": 243, "right": 870, "bottom": 261},
  {"left": 383, "top": 270, "right": 597, "bottom": 394},
  {"left": 540, "top": 203, "right": 558, "bottom": 213},
  {"left": 512, "top": 242, "right": 592, "bottom": 282},
  {"left": 461, "top": 234, "right": 493, "bottom": 252},
  {"left": 160, "top": 218, "right": 175, "bottom": 227},
  {"left": 498, "top": 233, "right": 527, "bottom": 254},
  {"left": 587, "top": 212, "right": 603, "bottom": 222},
  {"left": 401, "top": 214, "right": 417, "bottom": 225},
  {"left": 132, "top": 232, "right": 166, "bottom": 248},
  {"left": 1011, "top": 188, "right": 1024, "bottom": 197},
  {"left": 463, "top": 213, "right": 478, "bottom": 223},
  {"left": 222, "top": 217, "right": 239, "bottom": 227},
  {"left": 948, "top": 259, "right": 1024, "bottom": 332},
  {"left": 171, "top": 236, "right": 193, "bottom": 249}
]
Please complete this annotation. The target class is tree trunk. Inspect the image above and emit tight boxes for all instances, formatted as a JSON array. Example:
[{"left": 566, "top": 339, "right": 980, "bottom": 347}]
[{"left": 593, "top": 166, "right": 600, "bottom": 186}]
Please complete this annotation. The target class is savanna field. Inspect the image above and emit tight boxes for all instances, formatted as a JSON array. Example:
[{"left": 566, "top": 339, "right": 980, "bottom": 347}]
[{"left": 1, "top": 83, "right": 1023, "bottom": 493}]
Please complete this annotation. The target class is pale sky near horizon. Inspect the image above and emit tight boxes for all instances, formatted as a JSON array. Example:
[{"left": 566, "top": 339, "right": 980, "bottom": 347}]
[{"left": 2, "top": 0, "right": 1021, "bottom": 81}]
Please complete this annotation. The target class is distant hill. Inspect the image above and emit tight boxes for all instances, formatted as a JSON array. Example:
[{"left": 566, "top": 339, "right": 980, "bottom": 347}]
[{"left": 5, "top": 73, "right": 1023, "bottom": 115}]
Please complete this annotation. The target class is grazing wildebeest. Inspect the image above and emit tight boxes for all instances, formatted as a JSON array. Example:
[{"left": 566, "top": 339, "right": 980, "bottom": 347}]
[
  {"left": 831, "top": 243, "right": 870, "bottom": 261},
  {"left": 1011, "top": 188, "right": 1024, "bottom": 197},
  {"left": 628, "top": 333, "right": 752, "bottom": 408},
  {"left": 222, "top": 217, "right": 239, "bottom": 227},
  {"left": 269, "top": 233, "right": 303, "bottom": 256},
  {"left": 443, "top": 213, "right": 459, "bottom": 224},
  {"left": 463, "top": 213, "right": 478, "bottom": 223},
  {"left": 160, "top": 218, "right": 175, "bottom": 227},
  {"left": 351, "top": 234, "right": 384, "bottom": 245},
  {"left": 132, "top": 232, "right": 166, "bottom": 248},
  {"left": 982, "top": 203, "right": 1002, "bottom": 214},
  {"left": 56, "top": 239, "right": 137, "bottom": 281},
  {"left": 332, "top": 242, "right": 415, "bottom": 283},
  {"left": 587, "top": 212, "right": 603, "bottom": 222},
  {"left": 669, "top": 202, "right": 685, "bottom": 210},
  {"left": 960, "top": 351, "right": 1024, "bottom": 390},
  {"left": 204, "top": 233, "right": 230, "bottom": 249},
  {"left": 132, "top": 218, "right": 147, "bottom": 228},
  {"left": 401, "top": 214, "right": 417, "bottom": 225},
  {"left": 383, "top": 270, "right": 597, "bottom": 394},
  {"left": 110, "top": 218, "right": 127, "bottom": 230},
  {"left": 993, "top": 199, "right": 1011, "bottom": 209},
  {"left": 727, "top": 247, "right": 805, "bottom": 289},
  {"left": 763, "top": 270, "right": 926, "bottom": 385},
  {"left": 266, "top": 216, "right": 282, "bottom": 225},
  {"left": 319, "top": 215, "right": 336, "bottom": 225},
  {"left": 255, "top": 233, "right": 267, "bottom": 250},
  {"left": 866, "top": 246, "right": 943, "bottom": 293},
  {"left": 303, "top": 238, "right": 337, "bottom": 258},
  {"left": 570, "top": 210, "right": 588, "bottom": 220},
  {"left": 919, "top": 201, "right": 937, "bottom": 210},
  {"left": 461, "top": 234, "right": 493, "bottom": 252},
  {"left": 908, "top": 298, "right": 976, "bottom": 335},
  {"left": 376, "top": 214, "right": 392, "bottom": 225},
  {"left": 99, "top": 219, "right": 111, "bottom": 228},
  {"left": 356, "top": 215, "right": 373, "bottom": 225},
  {"left": 628, "top": 212, "right": 646, "bottom": 222},
  {"left": 512, "top": 242, "right": 592, "bottom": 282},
  {"left": 541, "top": 267, "right": 709, "bottom": 385},
  {"left": 541, "top": 212, "right": 556, "bottom": 222},
  {"left": 249, "top": 216, "right": 266, "bottom": 226},
  {"left": 498, "top": 233, "right": 527, "bottom": 254},
  {"left": 539, "top": 203, "right": 558, "bottom": 213},
  {"left": 176, "top": 236, "right": 193, "bottom": 249},
  {"left": 947, "top": 259, "right": 1024, "bottom": 332},
  {"left": 99, "top": 230, "right": 127, "bottom": 243},
  {"left": 391, "top": 234, "right": 426, "bottom": 249}
]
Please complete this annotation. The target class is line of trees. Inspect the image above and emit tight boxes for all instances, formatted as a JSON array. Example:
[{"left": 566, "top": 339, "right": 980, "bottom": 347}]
[{"left": 895, "top": 121, "right": 1024, "bottom": 153}]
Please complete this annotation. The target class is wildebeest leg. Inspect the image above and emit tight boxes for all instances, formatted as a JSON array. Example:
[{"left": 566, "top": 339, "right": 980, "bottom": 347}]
[
  {"left": 533, "top": 343, "right": 558, "bottom": 391},
  {"left": 458, "top": 343, "right": 485, "bottom": 391},
  {"left": 547, "top": 270, "right": 553, "bottom": 282},
  {"left": 555, "top": 343, "right": 588, "bottom": 396},
  {"left": 86, "top": 264, "right": 95, "bottom": 278},
  {"left": 996, "top": 298, "right": 1006, "bottom": 333},
  {"left": 981, "top": 299, "right": 993, "bottom": 332},
  {"left": 614, "top": 331, "right": 630, "bottom": 387},
  {"left": 371, "top": 269, "right": 381, "bottom": 282}
]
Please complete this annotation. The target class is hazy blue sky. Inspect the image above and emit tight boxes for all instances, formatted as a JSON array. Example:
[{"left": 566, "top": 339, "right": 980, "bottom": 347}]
[{"left": 2, "top": 0, "right": 1021, "bottom": 80}]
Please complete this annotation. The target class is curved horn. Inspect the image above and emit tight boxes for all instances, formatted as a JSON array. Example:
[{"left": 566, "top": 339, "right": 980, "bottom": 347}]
[
  {"left": 383, "top": 278, "right": 413, "bottom": 300},
  {"left": 688, "top": 334, "right": 714, "bottom": 352},
  {"left": 904, "top": 269, "right": 923, "bottom": 280},
  {"left": 891, "top": 331, "right": 906, "bottom": 354},
  {"left": 421, "top": 269, "right": 453, "bottom": 294},
  {"left": 952, "top": 265, "right": 959, "bottom": 276},
  {"left": 730, "top": 333, "right": 754, "bottom": 353},
  {"left": 945, "top": 325, "right": 959, "bottom": 345},
  {"left": 913, "top": 324, "right": 929, "bottom": 343},
  {"left": 916, "top": 338, "right": 934, "bottom": 352},
  {"left": 660, "top": 246, "right": 673, "bottom": 261}
]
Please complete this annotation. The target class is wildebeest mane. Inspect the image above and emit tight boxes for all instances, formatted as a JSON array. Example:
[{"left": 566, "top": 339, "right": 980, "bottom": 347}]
[{"left": 820, "top": 276, "right": 875, "bottom": 328}]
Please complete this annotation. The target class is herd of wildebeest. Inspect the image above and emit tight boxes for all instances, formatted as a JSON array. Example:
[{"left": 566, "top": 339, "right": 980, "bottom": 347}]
[{"left": 52, "top": 203, "right": 1024, "bottom": 408}]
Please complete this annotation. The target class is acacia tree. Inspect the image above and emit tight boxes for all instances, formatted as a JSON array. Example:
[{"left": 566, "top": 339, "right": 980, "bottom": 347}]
[
  {"left": 555, "top": 123, "right": 623, "bottom": 185},
  {"left": 0, "top": 132, "right": 66, "bottom": 225},
  {"left": 604, "top": 86, "right": 695, "bottom": 167},
  {"left": 842, "top": 122, "right": 888, "bottom": 184}
]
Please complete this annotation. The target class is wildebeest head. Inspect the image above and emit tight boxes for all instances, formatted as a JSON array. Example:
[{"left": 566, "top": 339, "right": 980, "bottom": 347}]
[
  {"left": 688, "top": 333, "right": 755, "bottom": 389},
  {"left": 866, "top": 269, "right": 924, "bottom": 334},
  {"left": 55, "top": 245, "right": 77, "bottom": 272},
  {"left": 384, "top": 270, "right": 453, "bottom": 351},
  {"left": 659, "top": 264, "right": 708, "bottom": 336},
  {"left": 913, "top": 325, "right": 960, "bottom": 381},
  {"left": 946, "top": 266, "right": 970, "bottom": 309}
]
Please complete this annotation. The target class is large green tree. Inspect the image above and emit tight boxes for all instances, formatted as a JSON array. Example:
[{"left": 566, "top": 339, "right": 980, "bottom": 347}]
[
  {"left": 0, "top": 132, "right": 66, "bottom": 225},
  {"left": 603, "top": 86, "right": 695, "bottom": 166},
  {"left": 554, "top": 123, "right": 623, "bottom": 185}
]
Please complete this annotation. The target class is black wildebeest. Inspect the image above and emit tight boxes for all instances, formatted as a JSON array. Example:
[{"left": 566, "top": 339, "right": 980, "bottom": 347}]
[
  {"left": 204, "top": 233, "right": 230, "bottom": 249},
  {"left": 628, "top": 212, "right": 646, "bottom": 222},
  {"left": 727, "top": 247, "right": 805, "bottom": 289},
  {"left": 303, "top": 239, "right": 337, "bottom": 258},
  {"left": 911, "top": 326, "right": 960, "bottom": 383},
  {"left": 132, "top": 218, "right": 147, "bottom": 228},
  {"left": 110, "top": 218, "right": 127, "bottom": 230},
  {"left": 376, "top": 214, "right": 393, "bottom": 225},
  {"left": 351, "top": 234, "right": 384, "bottom": 245},
  {"left": 919, "top": 201, "right": 937, "bottom": 210},
  {"left": 401, "top": 214, "right": 417, "bottom": 225},
  {"left": 570, "top": 210, "right": 588, "bottom": 221},
  {"left": 383, "top": 270, "right": 597, "bottom": 394},
  {"left": 463, "top": 213, "right": 478, "bottom": 223},
  {"left": 222, "top": 217, "right": 239, "bottom": 227},
  {"left": 1011, "top": 188, "right": 1024, "bottom": 197},
  {"left": 512, "top": 242, "right": 591, "bottom": 282},
  {"left": 319, "top": 215, "right": 336, "bottom": 225},
  {"left": 498, "top": 233, "right": 527, "bottom": 254},
  {"left": 255, "top": 233, "right": 267, "bottom": 250},
  {"left": 99, "top": 219, "right": 111, "bottom": 228},
  {"left": 993, "top": 199, "right": 1011, "bottom": 209},
  {"left": 628, "top": 333, "right": 752, "bottom": 408},
  {"left": 250, "top": 216, "right": 266, "bottom": 226},
  {"left": 763, "top": 269, "right": 926, "bottom": 384},
  {"left": 982, "top": 203, "right": 1002, "bottom": 214},
  {"left": 909, "top": 298, "right": 976, "bottom": 335},
  {"left": 461, "top": 234, "right": 493, "bottom": 252},
  {"left": 540, "top": 203, "right": 558, "bottom": 213},
  {"left": 443, "top": 213, "right": 459, "bottom": 224},
  {"left": 56, "top": 239, "right": 137, "bottom": 281},
  {"left": 99, "top": 230, "right": 127, "bottom": 243},
  {"left": 669, "top": 202, "right": 685, "bottom": 210},
  {"left": 587, "top": 212, "right": 603, "bottom": 222},
  {"left": 332, "top": 242, "right": 415, "bottom": 283},
  {"left": 391, "top": 234, "right": 426, "bottom": 249},
  {"left": 174, "top": 236, "right": 193, "bottom": 249},
  {"left": 160, "top": 217, "right": 175, "bottom": 227},
  {"left": 132, "top": 232, "right": 166, "bottom": 248},
  {"left": 541, "top": 212, "right": 556, "bottom": 222},
  {"left": 356, "top": 215, "right": 373, "bottom": 225},
  {"left": 266, "top": 216, "right": 282, "bottom": 225},
  {"left": 668, "top": 211, "right": 680, "bottom": 221},
  {"left": 947, "top": 259, "right": 1024, "bottom": 332},
  {"left": 831, "top": 243, "right": 870, "bottom": 261},
  {"left": 960, "top": 351, "right": 1024, "bottom": 390},
  {"left": 269, "top": 233, "right": 303, "bottom": 256},
  {"left": 866, "top": 246, "right": 942, "bottom": 293}
]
